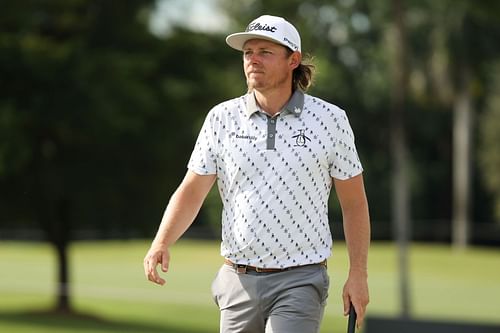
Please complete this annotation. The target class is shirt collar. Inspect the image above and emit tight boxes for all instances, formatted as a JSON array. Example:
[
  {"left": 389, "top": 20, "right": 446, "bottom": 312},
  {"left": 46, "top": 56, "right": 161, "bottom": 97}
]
[{"left": 245, "top": 90, "right": 304, "bottom": 118}]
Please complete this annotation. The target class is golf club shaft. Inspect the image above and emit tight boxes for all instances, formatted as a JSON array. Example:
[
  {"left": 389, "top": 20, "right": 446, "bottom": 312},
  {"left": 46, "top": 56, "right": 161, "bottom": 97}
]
[{"left": 347, "top": 302, "right": 357, "bottom": 333}]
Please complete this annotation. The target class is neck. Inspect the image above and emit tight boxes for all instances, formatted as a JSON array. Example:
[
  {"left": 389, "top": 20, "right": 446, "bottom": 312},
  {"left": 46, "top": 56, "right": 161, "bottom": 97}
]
[{"left": 253, "top": 85, "right": 293, "bottom": 116}]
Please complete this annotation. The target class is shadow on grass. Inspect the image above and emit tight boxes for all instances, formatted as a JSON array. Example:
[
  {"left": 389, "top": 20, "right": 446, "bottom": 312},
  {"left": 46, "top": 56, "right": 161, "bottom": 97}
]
[{"left": 0, "top": 309, "right": 214, "bottom": 333}]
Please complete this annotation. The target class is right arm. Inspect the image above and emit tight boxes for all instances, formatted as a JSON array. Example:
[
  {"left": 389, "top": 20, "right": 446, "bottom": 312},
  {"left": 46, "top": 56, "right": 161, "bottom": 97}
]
[{"left": 143, "top": 170, "right": 216, "bottom": 285}]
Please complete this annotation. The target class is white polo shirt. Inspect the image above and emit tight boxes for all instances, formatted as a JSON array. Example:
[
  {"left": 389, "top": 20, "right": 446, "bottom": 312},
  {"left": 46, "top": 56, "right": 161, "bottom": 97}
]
[{"left": 188, "top": 91, "right": 363, "bottom": 268}]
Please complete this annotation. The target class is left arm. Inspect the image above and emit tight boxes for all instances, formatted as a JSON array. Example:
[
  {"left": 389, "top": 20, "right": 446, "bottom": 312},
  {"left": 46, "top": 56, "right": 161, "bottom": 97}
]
[{"left": 334, "top": 173, "right": 370, "bottom": 328}]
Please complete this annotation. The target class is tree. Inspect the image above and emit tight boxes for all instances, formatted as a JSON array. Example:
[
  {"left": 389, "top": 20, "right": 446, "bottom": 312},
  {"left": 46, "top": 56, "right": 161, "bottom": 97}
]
[
  {"left": 412, "top": 0, "right": 500, "bottom": 248},
  {"left": 388, "top": 0, "right": 411, "bottom": 318},
  {"left": 479, "top": 63, "right": 500, "bottom": 223},
  {"left": 0, "top": 0, "right": 248, "bottom": 313},
  {"left": 0, "top": 0, "right": 163, "bottom": 312}
]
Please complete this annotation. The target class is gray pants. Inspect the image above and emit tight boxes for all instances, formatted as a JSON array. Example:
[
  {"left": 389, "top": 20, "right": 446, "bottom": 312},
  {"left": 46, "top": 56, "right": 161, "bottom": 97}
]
[{"left": 211, "top": 263, "right": 330, "bottom": 333}]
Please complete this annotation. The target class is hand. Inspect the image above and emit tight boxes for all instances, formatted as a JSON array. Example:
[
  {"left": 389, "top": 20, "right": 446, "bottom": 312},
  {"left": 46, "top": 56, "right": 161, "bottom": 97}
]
[
  {"left": 143, "top": 245, "right": 170, "bottom": 285},
  {"left": 342, "top": 272, "right": 369, "bottom": 329}
]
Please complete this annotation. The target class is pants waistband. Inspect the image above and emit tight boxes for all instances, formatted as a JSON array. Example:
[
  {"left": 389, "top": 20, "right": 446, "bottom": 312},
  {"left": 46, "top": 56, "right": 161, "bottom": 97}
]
[{"left": 224, "top": 258, "right": 327, "bottom": 274}]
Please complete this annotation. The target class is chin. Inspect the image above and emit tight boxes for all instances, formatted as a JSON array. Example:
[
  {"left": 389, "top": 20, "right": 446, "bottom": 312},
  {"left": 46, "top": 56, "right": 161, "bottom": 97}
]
[
  {"left": 247, "top": 81, "right": 257, "bottom": 90},
  {"left": 249, "top": 79, "right": 264, "bottom": 87}
]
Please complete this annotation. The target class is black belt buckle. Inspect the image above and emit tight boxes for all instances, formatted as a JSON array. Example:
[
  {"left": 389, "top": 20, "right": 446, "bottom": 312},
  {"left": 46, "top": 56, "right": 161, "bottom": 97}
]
[{"left": 236, "top": 264, "right": 247, "bottom": 274}]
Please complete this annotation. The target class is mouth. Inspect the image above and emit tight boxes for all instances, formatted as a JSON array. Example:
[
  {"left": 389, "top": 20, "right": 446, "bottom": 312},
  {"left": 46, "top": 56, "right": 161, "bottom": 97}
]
[
  {"left": 247, "top": 68, "right": 264, "bottom": 75},
  {"left": 248, "top": 71, "right": 264, "bottom": 76}
]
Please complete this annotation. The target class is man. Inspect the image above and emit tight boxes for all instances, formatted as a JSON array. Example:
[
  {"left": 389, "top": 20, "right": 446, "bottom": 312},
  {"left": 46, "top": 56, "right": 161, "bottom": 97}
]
[{"left": 144, "top": 15, "right": 370, "bottom": 333}]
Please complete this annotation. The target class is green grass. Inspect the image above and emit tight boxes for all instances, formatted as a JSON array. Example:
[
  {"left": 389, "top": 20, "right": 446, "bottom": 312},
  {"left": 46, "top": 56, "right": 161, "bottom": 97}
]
[{"left": 0, "top": 240, "right": 499, "bottom": 332}]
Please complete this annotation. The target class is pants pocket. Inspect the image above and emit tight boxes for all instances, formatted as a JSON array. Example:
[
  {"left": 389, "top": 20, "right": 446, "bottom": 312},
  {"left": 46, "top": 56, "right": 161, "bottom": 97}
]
[
  {"left": 211, "top": 265, "right": 224, "bottom": 307},
  {"left": 319, "top": 266, "right": 330, "bottom": 305}
]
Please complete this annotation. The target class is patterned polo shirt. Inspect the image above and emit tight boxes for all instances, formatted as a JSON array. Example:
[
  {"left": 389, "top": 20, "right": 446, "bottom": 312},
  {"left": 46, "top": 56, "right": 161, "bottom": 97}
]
[{"left": 188, "top": 90, "right": 363, "bottom": 268}]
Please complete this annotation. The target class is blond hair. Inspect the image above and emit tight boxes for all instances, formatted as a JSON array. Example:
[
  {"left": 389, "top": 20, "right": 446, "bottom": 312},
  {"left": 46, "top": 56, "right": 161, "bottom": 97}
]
[{"left": 286, "top": 49, "right": 315, "bottom": 92}]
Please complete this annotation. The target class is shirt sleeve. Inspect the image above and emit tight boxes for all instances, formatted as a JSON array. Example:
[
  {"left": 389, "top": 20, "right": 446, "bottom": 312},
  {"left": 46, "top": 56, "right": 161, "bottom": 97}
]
[
  {"left": 329, "top": 110, "right": 363, "bottom": 180},
  {"left": 187, "top": 110, "right": 218, "bottom": 175}
]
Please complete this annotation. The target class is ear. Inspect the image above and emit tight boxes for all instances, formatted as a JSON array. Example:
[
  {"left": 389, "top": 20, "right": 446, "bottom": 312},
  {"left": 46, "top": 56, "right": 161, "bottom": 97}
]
[{"left": 289, "top": 51, "right": 301, "bottom": 70}]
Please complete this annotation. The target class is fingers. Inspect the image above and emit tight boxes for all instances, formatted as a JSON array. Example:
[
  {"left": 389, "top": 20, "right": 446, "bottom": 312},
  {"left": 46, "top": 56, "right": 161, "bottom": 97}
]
[
  {"left": 343, "top": 293, "right": 366, "bottom": 328},
  {"left": 352, "top": 301, "right": 365, "bottom": 329},
  {"left": 161, "top": 253, "right": 169, "bottom": 272},
  {"left": 342, "top": 290, "right": 351, "bottom": 316},
  {"left": 349, "top": 297, "right": 369, "bottom": 329},
  {"left": 143, "top": 248, "right": 169, "bottom": 285},
  {"left": 144, "top": 256, "right": 164, "bottom": 285},
  {"left": 343, "top": 279, "right": 369, "bottom": 329}
]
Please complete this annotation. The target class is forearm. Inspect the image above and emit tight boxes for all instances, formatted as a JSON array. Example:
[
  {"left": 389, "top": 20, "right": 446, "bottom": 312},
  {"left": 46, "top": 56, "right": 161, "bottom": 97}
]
[
  {"left": 151, "top": 172, "right": 215, "bottom": 249},
  {"left": 343, "top": 203, "right": 370, "bottom": 276},
  {"left": 334, "top": 174, "right": 371, "bottom": 275},
  {"left": 334, "top": 174, "right": 371, "bottom": 326},
  {"left": 152, "top": 192, "right": 200, "bottom": 248},
  {"left": 341, "top": 198, "right": 370, "bottom": 327}
]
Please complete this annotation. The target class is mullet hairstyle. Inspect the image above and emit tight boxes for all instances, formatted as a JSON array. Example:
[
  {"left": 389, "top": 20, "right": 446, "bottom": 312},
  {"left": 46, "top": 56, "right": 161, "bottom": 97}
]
[{"left": 286, "top": 48, "right": 316, "bottom": 92}]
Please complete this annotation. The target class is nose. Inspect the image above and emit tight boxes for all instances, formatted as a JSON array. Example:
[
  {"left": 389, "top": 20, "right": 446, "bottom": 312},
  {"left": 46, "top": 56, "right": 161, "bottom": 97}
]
[{"left": 245, "top": 52, "right": 261, "bottom": 65}]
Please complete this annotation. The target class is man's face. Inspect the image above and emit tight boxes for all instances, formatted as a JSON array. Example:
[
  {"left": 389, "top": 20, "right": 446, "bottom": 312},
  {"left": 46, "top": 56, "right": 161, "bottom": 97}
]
[{"left": 242, "top": 39, "right": 299, "bottom": 93}]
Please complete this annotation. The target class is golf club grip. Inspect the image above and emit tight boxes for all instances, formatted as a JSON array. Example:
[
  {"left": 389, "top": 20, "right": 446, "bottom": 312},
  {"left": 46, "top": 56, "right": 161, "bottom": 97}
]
[{"left": 347, "top": 302, "right": 357, "bottom": 333}]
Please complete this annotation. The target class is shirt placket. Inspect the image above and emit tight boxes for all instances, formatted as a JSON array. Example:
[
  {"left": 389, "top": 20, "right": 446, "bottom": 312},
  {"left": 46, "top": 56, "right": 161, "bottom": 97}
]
[{"left": 266, "top": 116, "right": 277, "bottom": 150}]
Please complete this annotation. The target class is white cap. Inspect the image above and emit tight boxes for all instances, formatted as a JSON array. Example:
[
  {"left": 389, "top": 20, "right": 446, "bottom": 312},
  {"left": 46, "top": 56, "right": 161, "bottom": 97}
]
[{"left": 226, "top": 15, "right": 301, "bottom": 53}]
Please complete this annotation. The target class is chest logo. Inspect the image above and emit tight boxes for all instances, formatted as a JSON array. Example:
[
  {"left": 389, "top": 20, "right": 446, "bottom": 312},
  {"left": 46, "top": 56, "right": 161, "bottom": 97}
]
[
  {"left": 235, "top": 133, "right": 257, "bottom": 141},
  {"left": 292, "top": 129, "right": 311, "bottom": 147}
]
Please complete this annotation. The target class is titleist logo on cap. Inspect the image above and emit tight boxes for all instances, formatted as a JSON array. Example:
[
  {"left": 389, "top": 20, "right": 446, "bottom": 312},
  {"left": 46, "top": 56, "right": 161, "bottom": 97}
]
[
  {"left": 226, "top": 15, "right": 301, "bottom": 52},
  {"left": 246, "top": 22, "right": 277, "bottom": 33}
]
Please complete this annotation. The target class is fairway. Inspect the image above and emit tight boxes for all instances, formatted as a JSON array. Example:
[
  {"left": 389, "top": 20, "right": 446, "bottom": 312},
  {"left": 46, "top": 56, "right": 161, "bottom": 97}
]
[{"left": 0, "top": 240, "right": 499, "bottom": 333}]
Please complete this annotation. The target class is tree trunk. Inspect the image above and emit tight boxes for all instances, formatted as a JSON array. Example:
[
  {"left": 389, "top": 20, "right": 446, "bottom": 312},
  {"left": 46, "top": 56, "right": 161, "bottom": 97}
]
[
  {"left": 450, "top": 3, "right": 473, "bottom": 250},
  {"left": 54, "top": 197, "right": 72, "bottom": 312},
  {"left": 33, "top": 136, "right": 74, "bottom": 313},
  {"left": 452, "top": 71, "right": 472, "bottom": 250},
  {"left": 55, "top": 240, "right": 70, "bottom": 312},
  {"left": 390, "top": 0, "right": 411, "bottom": 318},
  {"left": 34, "top": 164, "right": 73, "bottom": 312}
]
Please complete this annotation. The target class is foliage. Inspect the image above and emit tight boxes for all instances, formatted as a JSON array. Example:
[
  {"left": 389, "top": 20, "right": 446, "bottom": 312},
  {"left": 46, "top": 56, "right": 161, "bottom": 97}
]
[
  {"left": 0, "top": 1, "right": 242, "bottom": 238},
  {"left": 479, "top": 63, "right": 500, "bottom": 221},
  {"left": 0, "top": 0, "right": 243, "bottom": 311},
  {"left": 219, "top": 0, "right": 500, "bottom": 228},
  {"left": 1, "top": 0, "right": 499, "bottom": 244}
]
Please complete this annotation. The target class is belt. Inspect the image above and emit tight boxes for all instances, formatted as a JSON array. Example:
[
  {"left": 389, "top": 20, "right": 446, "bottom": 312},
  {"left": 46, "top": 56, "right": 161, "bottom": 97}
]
[{"left": 224, "top": 258, "right": 327, "bottom": 274}]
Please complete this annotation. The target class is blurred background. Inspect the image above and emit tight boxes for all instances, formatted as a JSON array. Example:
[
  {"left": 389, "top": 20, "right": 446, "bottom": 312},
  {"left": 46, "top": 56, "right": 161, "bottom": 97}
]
[{"left": 1, "top": 0, "right": 499, "bottom": 332}]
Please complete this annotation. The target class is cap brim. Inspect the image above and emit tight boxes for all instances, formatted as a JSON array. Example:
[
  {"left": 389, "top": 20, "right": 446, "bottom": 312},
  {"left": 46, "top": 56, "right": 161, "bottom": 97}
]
[{"left": 225, "top": 32, "right": 284, "bottom": 51}]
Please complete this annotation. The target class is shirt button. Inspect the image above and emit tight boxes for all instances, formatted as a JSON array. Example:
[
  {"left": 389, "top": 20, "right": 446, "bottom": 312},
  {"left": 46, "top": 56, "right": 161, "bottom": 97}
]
[
  {"left": 269, "top": 134, "right": 274, "bottom": 138},
  {"left": 270, "top": 119, "right": 275, "bottom": 124}
]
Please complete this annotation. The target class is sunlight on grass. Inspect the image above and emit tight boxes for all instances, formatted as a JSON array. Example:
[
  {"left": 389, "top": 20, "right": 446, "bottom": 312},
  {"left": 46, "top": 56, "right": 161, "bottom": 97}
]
[{"left": 0, "top": 240, "right": 499, "bottom": 333}]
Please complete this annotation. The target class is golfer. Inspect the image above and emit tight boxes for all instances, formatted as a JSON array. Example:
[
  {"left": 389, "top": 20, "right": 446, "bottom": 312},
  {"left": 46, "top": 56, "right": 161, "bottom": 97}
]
[{"left": 144, "top": 14, "right": 370, "bottom": 333}]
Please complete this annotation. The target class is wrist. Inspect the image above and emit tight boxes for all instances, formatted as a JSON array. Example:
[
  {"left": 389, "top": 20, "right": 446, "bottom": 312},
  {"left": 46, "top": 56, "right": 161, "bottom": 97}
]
[
  {"left": 151, "top": 237, "right": 169, "bottom": 249},
  {"left": 348, "top": 267, "right": 368, "bottom": 279}
]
